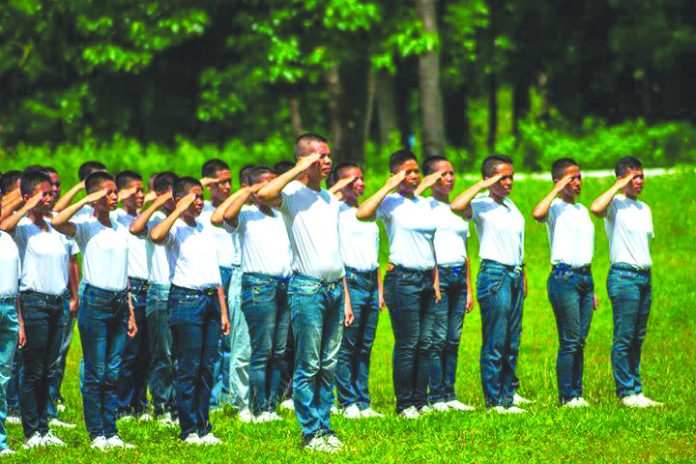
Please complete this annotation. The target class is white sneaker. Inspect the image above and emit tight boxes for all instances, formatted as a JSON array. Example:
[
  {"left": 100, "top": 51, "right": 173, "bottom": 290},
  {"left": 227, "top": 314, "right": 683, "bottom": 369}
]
[
  {"left": 506, "top": 406, "right": 527, "bottom": 414},
  {"left": 267, "top": 411, "right": 283, "bottom": 421},
  {"left": 636, "top": 394, "right": 663, "bottom": 407},
  {"left": 42, "top": 431, "right": 66, "bottom": 447},
  {"left": 398, "top": 406, "right": 420, "bottom": 419},
  {"left": 490, "top": 405, "right": 526, "bottom": 414},
  {"left": 23, "top": 432, "right": 45, "bottom": 449},
  {"left": 513, "top": 393, "right": 532, "bottom": 405},
  {"left": 575, "top": 397, "right": 591, "bottom": 407},
  {"left": 49, "top": 419, "right": 76, "bottom": 428},
  {"left": 138, "top": 413, "right": 153, "bottom": 421},
  {"left": 330, "top": 405, "right": 340, "bottom": 415},
  {"left": 56, "top": 404, "right": 66, "bottom": 413},
  {"left": 158, "top": 413, "right": 178, "bottom": 427},
  {"left": 342, "top": 404, "right": 362, "bottom": 419},
  {"left": 90, "top": 436, "right": 108, "bottom": 450},
  {"left": 325, "top": 435, "right": 344, "bottom": 451},
  {"left": 279, "top": 399, "right": 294, "bottom": 411},
  {"left": 5, "top": 416, "right": 20, "bottom": 425},
  {"left": 183, "top": 433, "right": 203, "bottom": 445},
  {"left": 304, "top": 436, "right": 336, "bottom": 453},
  {"left": 106, "top": 435, "right": 135, "bottom": 449},
  {"left": 238, "top": 408, "right": 254, "bottom": 423},
  {"left": 199, "top": 433, "right": 222, "bottom": 445},
  {"left": 621, "top": 394, "right": 642, "bottom": 408},
  {"left": 253, "top": 411, "right": 273, "bottom": 423},
  {"left": 432, "top": 402, "right": 449, "bottom": 412},
  {"left": 563, "top": 398, "right": 584, "bottom": 409},
  {"left": 117, "top": 414, "right": 135, "bottom": 423},
  {"left": 418, "top": 405, "right": 435, "bottom": 415},
  {"left": 0, "top": 448, "right": 15, "bottom": 456},
  {"left": 446, "top": 400, "right": 475, "bottom": 411},
  {"left": 360, "top": 407, "right": 384, "bottom": 418}
]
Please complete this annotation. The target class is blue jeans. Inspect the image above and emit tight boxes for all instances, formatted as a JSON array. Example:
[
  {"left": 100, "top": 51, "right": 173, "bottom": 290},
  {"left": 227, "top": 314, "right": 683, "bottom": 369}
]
[
  {"left": 241, "top": 273, "right": 290, "bottom": 415},
  {"left": 211, "top": 266, "right": 232, "bottom": 408},
  {"left": 548, "top": 264, "right": 594, "bottom": 404},
  {"left": 116, "top": 279, "right": 149, "bottom": 416},
  {"left": 336, "top": 268, "right": 379, "bottom": 410},
  {"left": 79, "top": 285, "right": 129, "bottom": 439},
  {"left": 146, "top": 283, "right": 175, "bottom": 416},
  {"left": 0, "top": 298, "right": 19, "bottom": 450},
  {"left": 227, "top": 265, "right": 249, "bottom": 411},
  {"left": 169, "top": 284, "right": 221, "bottom": 439},
  {"left": 48, "top": 291, "right": 75, "bottom": 419},
  {"left": 608, "top": 264, "right": 652, "bottom": 398},
  {"left": 6, "top": 354, "right": 20, "bottom": 415},
  {"left": 429, "top": 265, "right": 468, "bottom": 403},
  {"left": 18, "top": 291, "right": 66, "bottom": 438},
  {"left": 289, "top": 274, "right": 343, "bottom": 440},
  {"left": 477, "top": 260, "right": 524, "bottom": 408},
  {"left": 384, "top": 266, "right": 435, "bottom": 412}
]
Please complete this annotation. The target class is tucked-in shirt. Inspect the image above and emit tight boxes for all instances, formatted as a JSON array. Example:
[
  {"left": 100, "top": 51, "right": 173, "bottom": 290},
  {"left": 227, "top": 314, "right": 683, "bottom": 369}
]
[
  {"left": 0, "top": 231, "right": 20, "bottom": 297},
  {"left": 237, "top": 204, "right": 292, "bottom": 277},
  {"left": 164, "top": 219, "right": 222, "bottom": 290},
  {"left": 338, "top": 203, "right": 379, "bottom": 272},
  {"left": 545, "top": 199, "right": 594, "bottom": 266},
  {"left": 199, "top": 202, "right": 240, "bottom": 268},
  {"left": 146, "top": 211, "right": 171, "bottom": 285},
  {"left": 112, "top": 209, "right": 148, "bottom": 280},
  {"left": 74, "top": 216, "right": 129, "bottom": 291},
  {"left": 377, "top": 193, "right": 436, "bottom": 270},
  {"left": 604, "top": 194, "right": 654, "bottom": 268},
  {"left": 430, "top": 198, "right": 469, "bottom": 267},
  {"left": 471, "top": 194, "right": 525, "bottom": 266},
  {"left": 279, "top": 180, "right": 344, "bottom": 281},
  {"left": 14, "top": 218, "right": 76, "bottom": 295}
]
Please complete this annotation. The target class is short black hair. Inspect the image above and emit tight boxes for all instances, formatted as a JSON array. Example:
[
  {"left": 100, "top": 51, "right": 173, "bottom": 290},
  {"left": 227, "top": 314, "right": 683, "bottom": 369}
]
[
  {"left": 481, "top": 154, "right": 513, "bottom": 178},
  {"left": 153, "top": 171, "right": 178, "bottom": 194},
  {"left": 328, "top": 162, "right": 360, "bottom": 188},
  {"left": 294, "top": 133, "right": 328, "bottom": 159},
  {"left": 78, "top": 161, "right": 107, "bottom": 181},
  {"left": 84, "top": 171, "right": 115, "bottom": 193},
  {"left": 23, "top": 165, "right": 47, "bottom": 175},
  {"left": 273, "top": 160, "right": 295, "bottom": 175},
  {"left": 389, "top": 150, "right": 417, "bottom": 173},
  {"left": 422, "top": 155, "right": 449, "bottom": 176},
  {"left": 248, "top": 166, "right": 274, "bottom": 186},
  {"left": 43, "top": 166, "right": 58, "bottom": 176},
  {"left": 201, "top": 159, "right": 229, "bottom": 178},
  {"left": 115, "top": 170, "right": 142, "bottom": 190},
  {"left": 173, "top": 176, "right": 202, "bottom": 199},
  {"left": 551, "top": 158, "right": 579, "bottom": 181},
  {"left": 239, "top": 164, "right": 258, "bottom": 186},
  {"left": 0, "top": 170, "right": 21, "bottom": 194},
  {"left": 615, "top": 157, "right": 643, "bottom": 177},
  {"left": 20, "top": 171, "right": 52, "bottom": 197}
]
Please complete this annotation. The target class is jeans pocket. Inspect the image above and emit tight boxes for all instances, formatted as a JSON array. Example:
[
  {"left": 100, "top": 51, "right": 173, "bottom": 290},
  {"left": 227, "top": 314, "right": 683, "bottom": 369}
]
[
  {"left": 476, "top": 270, "right": 506, "bottom": 301},
  {"left": 289, "top": 280, "right": 322, "bottom": 297}
]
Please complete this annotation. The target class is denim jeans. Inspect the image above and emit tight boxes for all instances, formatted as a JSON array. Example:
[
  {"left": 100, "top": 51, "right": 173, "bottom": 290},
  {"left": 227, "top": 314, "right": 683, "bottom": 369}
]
[
  {"left": 18, "top": 291, "right": 66, "bottom": 438},
  {"left": 289, "top": 274, "right": 344, "bottom": 440},
  {"left": 241, "top": 273, "right": 290, "bottom": 415},
  {"left": 336, "top": 268, "right": 379, "bottom": 410},
  {"left": 608, "top": 264, "right": 652, "bottom": 398},
  {"left": 6, "top": 354, "right": 20, "bottom": 415},
  {"left": 211, "top": 266, "right": 232, "bottom": 408},
  {"left": 429, "top": 265, "right": 468, "bottom": 403},
  {"left": 146, "top": 283, "right": 175, "bottom": 416},
  {"left": 384, "top": 266, "right": 435, "bottom": 412},
  {"left": 227, "top": 265, "right": 250, "bottom": 410},
  {"left": 79, "top": 284, "right": 129, "bottom": 439},
  {"left": 547, "top": 264, "right": 594, "bottom": 404},
  {"left": 0, "top": 298, "right": 19, "bottom": 451},
  {"left": 477, "top": 260, "right": 524, "bottom": 408},
  {"left": 116, "top": 279, "right": 149, "bottom": 416},
  {"left": 169, "top": 284, "right": 221, "bottom": 439},
  {"left": 48, "top": 291, "right": 76, "bottom": 419}
]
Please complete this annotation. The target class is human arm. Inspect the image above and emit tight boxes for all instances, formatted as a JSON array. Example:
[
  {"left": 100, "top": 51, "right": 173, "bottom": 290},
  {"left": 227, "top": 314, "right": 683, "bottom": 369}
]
[
  {"left": 127, "top": 294, "right": 138, "bottom": 338},
  {"left": 378, "top": 266, "right": 385, "bottom": 310},
  {"left": 355, "top": 171, "right": 406, "bottom": 221},
  {"left": 414, "top": 171, "right": 443, "bottom": 196},
  {"left": 129, "top": 192, "right": 172, "bottom": 236},
  {"left": 52, "top": 189, "right": 108, "bottom": 237},
  {"left": 53, "top": 180, "right": 85, "bottom": 213},
  {"left": 0, "top": 189, "right": 23, "bottom": 222},
  {"left": 343, "top": 276, "right": 354, "bottom": 327},
  {"left": 451, "top": 174, "right": 503, "bottom": 219},
  {"left": 68, "top": 255, "right": 80, "bottom": 315},
  {"left": 257, "top": 153, "right": 323, "bottom": 208},
  {"left": 531, "top": 174, "right": 573, "bottom": 222},
  {"left": 590, "top": 174, "right": 635, "bottom": 217},
  {"left": 465, "top": 257, "right": 474, "bottom": 312},
  {"left": 148, "top": 194, "right": 196, "bottom": 244},
  {"left": 16, "top": 297, "right": 25, "bottom": 349},
  {"left": 211, "top": 186, "right": 258, "bottom": 227},
  {"left": 327, "top": 176, "right": 356, "bottom": 197},
  {"left": 218, "top": 285, "right": 230, "bottom": 335},
  {"left": 0, "top": 191, "right": 44, "bottom": 234}
]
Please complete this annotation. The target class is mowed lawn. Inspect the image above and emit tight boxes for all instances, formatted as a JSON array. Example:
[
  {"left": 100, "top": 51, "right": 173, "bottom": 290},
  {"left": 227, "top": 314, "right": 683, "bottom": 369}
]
[{"left": 5, "top": 171, "right": 695, "bottom": 463}]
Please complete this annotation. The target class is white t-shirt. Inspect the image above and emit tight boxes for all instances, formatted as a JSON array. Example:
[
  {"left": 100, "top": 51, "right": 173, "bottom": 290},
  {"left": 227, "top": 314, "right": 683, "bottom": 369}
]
[
  {"left": 279, "top": 180, "right": 344, "bottom": 281},
  {"left": 545, "top": 199, "right": 594, "bottom": 266},
  {"left": 72, "top": 205, "right": 94, "bottom": 223},
  {"left": 430, "top": 198, "right": 469, "bottom": 267},
  {"left": 604, "top": 194, "right": 653, "bottom": 268},
  {"left": 199, "top": 202, "right": 240, "bottom": 268},
  {"left": 0, "top": 231, "right": 20, "bottom": 297},
  {"left": 471, "top": 194, "right": 525, "bottom": 266},
  {"left": 14, "top": 217, "right": 77, "bottom": 295},
  {"left": 164, "top": 219, "right": 222, "bottom": 290},
  {"left": 338, "top": 203, "right": 379, "bottom": 272},
  {"left": 237, "top": 204, "right": 292, "bottom": 277},
  {"left": 74, "top": 216, "right": 130, "bottom": 291},
  {"left": 146, "top": 211, "right": 171, "bottom": 285},
  {"left": 112, "top": 209, "right": 148, "bottom": 280},
  {"left": 377, "top": 193, "right": 436, "bottom": 270}
]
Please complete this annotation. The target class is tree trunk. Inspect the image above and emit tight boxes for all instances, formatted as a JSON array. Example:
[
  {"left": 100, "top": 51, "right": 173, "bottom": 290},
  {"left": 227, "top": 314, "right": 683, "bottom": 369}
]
[
  {"left": 416, "top": 0, "right": 445, "bottom": 158},
  {"left": 376, "top": 70, "right": 398, "bottom": 148},
  {"left": 326, "top": 64, "right": 343, "bottom": 156},
  {"left": 486, "top": 0, "right": 497, "bottom": 152},
  {"left": 512, "top": 76, "right": 531, "bottom": 140},
  {"left": 289, "top": 96, "right": 303, "bottom": 137},
  {"left": 445, "top": 83, "right": 472, "bottom": 151},
  {"left": 363, "top": 64, "right": 377, "bottom": 155}
]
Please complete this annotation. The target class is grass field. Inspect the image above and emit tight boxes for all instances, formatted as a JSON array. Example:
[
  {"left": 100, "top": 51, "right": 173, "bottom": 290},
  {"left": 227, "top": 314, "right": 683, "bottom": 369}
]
[{"left": 4, "top": 172, "right": 696, "bottom": 463}]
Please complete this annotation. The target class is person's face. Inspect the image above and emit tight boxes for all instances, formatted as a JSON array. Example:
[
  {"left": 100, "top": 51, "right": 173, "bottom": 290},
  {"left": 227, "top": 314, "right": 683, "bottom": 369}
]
[
  {"left": 557, "top": 165, "right": 582, "bottom": 197},
  {"left": 25, "top": 181, "right": 54, "bottom": 215},
  {"left": 48, "top": 172, "right": 61, "bottom": 201},
  {"left": 395, "top": 159, "right": 421, "bottom": 194},
  {"left": 93, "top": 180, "right": 118, "bottom": 212},
  {"left": 623, "top": 168, "right": 645, "bottom": 197},
  {"left": 123, "top": 179, "right": 144, "bottom": 211},
  {"left": 252, "top": 172, "right": 277, "bottom": 203},
  {"left": 179, "top": 186, "right": 204, "bottom": 218},
  {"left": 488, "top": 163, "right": 514, "bottom": 198},
  {"left": 338, "top": 167, "right": 365, "bottom": 203},
  {"left": 304, "top": 142, "right": 332, "bottom": 180},
  {"left": 210, "top": 169, "right": 232, "bottom": 199},
  {"left": 161, "top": 187, "right": 176, "bottom": 213},
  {"left": 431, "top": 160, "right": 455, "bottom": 196}
]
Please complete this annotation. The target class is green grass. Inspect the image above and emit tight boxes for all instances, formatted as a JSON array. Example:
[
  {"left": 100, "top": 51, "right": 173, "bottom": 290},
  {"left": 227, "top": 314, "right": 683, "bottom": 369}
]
[{"left": 5, "top": 172, "right": 696, "bottom": 463}]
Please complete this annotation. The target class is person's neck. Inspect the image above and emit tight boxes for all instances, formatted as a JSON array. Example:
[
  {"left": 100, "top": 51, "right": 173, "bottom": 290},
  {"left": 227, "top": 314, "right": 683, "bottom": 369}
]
[
  {"left": 343, "top": 197, "right": 358, "bottom": 208},
  {"left": 624, "top": 192, "right": 638, "bottom": 201},
  {"left": 182, "top": 214, "right": 197, "bottom": 227},
  {"left": 398, "top": 188, "right": 415, "bottom": 199},
  {"left": 300, "top": 175, "right": 322, "bottom": 192},
  {"left": 489, "top": 192, "right": 506, "bottom": 204},
  {"left": 211, "top": 196, "right": 224, "bottom": 207},
  {"left": 255, "top": 200, "right": 273, "bottom": 216},
  {"left": 432, "top": 191, "right": 450, "bottom": 204},
  {"left": 94, "top": 208, "right": 111, "bottom": 226},
  {"left": 123, "top": 205, "right": 138, "bottom": 216},
  {"left": 560, "top": 193, "right": 576, "bottom": 204},
  {"left": 28, "top": 211, "right": 48, "bottom": 229}
]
